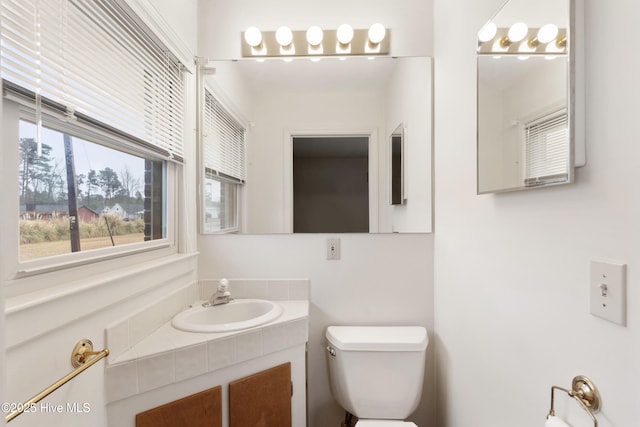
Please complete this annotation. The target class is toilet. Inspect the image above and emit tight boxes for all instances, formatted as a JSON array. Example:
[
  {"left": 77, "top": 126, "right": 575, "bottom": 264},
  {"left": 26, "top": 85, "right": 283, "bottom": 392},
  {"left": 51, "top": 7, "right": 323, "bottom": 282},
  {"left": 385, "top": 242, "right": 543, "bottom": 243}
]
[{"left": 325, "top": 326, "right": 428, "bottom": 427}]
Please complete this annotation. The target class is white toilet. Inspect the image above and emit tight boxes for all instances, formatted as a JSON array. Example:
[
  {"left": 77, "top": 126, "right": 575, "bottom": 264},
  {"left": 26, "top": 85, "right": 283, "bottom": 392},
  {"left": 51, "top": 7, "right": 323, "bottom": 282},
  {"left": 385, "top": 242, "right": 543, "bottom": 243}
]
[{"left": 325, "top": 325, "right": 428, "bottom": 427}]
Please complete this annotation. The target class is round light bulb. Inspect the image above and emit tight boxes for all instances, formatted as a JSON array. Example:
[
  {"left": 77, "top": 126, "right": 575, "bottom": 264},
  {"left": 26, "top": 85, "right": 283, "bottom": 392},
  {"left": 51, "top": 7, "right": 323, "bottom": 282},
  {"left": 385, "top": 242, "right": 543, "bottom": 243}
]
[
  {"left": 306, "top": 26, "right": 324, "bottom": 46},
  {"left": 244, "top": 27, "right": 262, "bottom": 47},
  {"left": 507, "top": 22, "right": 528, "bottom": 43},
  {"left": 337, "top": 24, "right": 354, "bottom": 45},
  {"left": 537, "top": 23, "right": 559, "bottom": 44},
  {"left": 477, "top": 21, "right": 497, "bottom": 43},
  {"left": 275, "top": 26, "right": 293, "bottom": 46},
  {"left": 368, "top": 23, "right": 386, "bottom": 44}
]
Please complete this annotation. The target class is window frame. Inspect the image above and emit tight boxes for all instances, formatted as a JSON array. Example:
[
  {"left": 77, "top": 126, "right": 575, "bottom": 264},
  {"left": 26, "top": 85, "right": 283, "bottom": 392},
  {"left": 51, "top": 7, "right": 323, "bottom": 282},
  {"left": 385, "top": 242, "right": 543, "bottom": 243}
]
[{"left": 2, "top": 96, "right": 178, "bottom": 279}]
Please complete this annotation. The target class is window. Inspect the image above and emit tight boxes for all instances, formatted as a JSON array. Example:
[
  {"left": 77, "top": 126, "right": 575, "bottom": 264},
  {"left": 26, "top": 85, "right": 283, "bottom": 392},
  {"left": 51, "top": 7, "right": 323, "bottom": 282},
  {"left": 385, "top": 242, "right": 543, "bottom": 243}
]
[
  {"left": 1, "top": 0, "right": 186, "bottom": 270},
  {"left": 524, "top": 110, "right": 569, "bottom": 186},
  {"left": 202, "top": 89, "right": 246, "bottom": 233},
  {"left": 18, "top": 118, "right": 165, "bottom": 262}
]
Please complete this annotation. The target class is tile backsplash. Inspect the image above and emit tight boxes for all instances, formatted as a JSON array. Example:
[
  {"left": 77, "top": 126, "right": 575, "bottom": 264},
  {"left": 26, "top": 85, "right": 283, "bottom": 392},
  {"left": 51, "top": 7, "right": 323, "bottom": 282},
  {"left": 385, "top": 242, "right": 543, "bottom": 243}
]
[{"left": 199, "top": 278, "right": 310, "bottom": 301}]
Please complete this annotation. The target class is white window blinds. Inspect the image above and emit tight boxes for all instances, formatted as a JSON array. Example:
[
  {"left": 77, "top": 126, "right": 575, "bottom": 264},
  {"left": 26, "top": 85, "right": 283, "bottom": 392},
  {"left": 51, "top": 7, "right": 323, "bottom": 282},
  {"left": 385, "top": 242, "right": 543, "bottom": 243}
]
[
  {"left": 1, "top": 0, "right": 185, "bottom": 161},
  {"left": 524, "top": 110, "right": 569, "bottom": 185},
  {"left": 203, "top": 89, "right": 246, "bottom": 183}
]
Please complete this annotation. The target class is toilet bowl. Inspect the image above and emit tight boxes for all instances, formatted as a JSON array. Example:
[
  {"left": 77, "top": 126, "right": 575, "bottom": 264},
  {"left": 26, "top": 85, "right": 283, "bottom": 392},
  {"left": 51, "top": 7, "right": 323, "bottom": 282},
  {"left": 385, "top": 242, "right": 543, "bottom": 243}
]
[{"left": 325, "top": 326, "right": 428, "bottom": 426}]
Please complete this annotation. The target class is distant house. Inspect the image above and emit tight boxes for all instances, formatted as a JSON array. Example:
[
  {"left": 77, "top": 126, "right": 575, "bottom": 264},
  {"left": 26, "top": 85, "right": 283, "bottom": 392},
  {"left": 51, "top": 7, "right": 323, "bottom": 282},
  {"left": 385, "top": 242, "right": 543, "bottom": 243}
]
[
  {"left": 102, "top": 203, "right": 128, "bottom": 219},
  {"left": 78, "top": 205, "right": 100, "bottom": 222}
]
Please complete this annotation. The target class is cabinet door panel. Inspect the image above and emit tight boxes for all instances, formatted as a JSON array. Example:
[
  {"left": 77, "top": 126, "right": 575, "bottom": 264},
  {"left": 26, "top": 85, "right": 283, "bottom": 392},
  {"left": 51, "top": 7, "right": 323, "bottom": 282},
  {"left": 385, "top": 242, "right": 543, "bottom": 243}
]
[
  {"left": 136, "top": 386, "right": 222, "bottom": 427},
  {"left": 229, "top": 363, "right": 292, "bottom": 427}
]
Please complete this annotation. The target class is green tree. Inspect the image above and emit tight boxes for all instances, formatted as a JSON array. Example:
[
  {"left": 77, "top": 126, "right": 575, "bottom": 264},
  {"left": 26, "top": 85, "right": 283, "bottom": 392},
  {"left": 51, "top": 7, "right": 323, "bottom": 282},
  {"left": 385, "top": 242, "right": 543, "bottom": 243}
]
[
  {"left": 98, "top": 167, "right": 122, "bottom": 201},
  {"left": 86, "top": 169, "right": 99, "bottom": 204},
  {"left": 19, "top": 138, "right": 54, "bottom": 208}
]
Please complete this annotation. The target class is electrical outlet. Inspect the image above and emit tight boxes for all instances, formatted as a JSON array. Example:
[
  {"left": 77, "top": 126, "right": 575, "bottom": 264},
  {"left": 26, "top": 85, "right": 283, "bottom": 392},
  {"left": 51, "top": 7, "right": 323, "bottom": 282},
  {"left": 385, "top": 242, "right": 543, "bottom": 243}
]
[
  {"left": 327, "top": 238, "right": 340, "bottom": 260},
  {"left": 590, "top": 259, "right": 626, "bottom": 326}
]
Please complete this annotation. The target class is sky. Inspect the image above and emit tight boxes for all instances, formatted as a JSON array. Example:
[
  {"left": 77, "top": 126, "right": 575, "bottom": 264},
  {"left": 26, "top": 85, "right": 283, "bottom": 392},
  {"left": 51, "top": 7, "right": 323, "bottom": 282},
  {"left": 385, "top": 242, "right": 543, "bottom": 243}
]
[{"left": 20, "top": 120, "right": 145, "bottom": 197}]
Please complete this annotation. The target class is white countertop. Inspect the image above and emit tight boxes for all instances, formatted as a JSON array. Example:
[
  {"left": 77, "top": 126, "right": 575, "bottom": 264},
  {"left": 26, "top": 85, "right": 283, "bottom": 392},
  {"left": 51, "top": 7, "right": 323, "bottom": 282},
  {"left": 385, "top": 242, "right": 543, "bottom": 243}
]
[{"left": 111, "top": 300, "right": 309, "bottom": 365}]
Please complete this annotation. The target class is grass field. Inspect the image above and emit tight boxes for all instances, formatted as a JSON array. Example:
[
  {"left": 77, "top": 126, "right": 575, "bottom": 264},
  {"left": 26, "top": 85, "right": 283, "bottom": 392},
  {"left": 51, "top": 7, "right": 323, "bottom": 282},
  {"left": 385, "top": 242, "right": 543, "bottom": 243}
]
[{"left": 19, "top": 233, "right": 145, "bottom": 261}]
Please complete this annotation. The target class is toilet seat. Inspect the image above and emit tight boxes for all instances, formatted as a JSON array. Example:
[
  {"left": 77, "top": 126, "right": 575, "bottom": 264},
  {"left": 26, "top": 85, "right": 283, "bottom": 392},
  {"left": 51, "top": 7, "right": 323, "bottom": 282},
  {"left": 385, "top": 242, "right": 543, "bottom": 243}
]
[{"left": 355, "top": 421, "right": 418, "bottom": 427}]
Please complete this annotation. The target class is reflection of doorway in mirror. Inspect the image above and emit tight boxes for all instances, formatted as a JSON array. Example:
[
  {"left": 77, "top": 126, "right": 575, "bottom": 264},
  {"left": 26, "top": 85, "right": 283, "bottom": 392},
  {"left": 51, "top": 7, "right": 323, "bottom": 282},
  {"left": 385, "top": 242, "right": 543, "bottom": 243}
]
[{"left": 292, "top": 136, "right": 369, "bottom": 233}]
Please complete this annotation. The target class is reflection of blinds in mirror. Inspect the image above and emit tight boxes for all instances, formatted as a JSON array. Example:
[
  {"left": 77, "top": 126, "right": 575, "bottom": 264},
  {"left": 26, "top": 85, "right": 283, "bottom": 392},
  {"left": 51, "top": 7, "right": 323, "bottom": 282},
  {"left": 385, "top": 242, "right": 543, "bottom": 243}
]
[
  {"left": 203, "top": 90, "right": 246, "bottom": 183},
  {"left": 524, "top": 110, "right": 568, "bottom": 186}
]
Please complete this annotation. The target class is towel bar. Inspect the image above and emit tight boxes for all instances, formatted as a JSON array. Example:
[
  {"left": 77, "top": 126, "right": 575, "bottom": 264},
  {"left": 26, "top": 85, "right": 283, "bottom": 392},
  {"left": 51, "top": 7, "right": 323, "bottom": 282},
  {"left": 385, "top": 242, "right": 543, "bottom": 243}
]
[
  {"left": 5, "top": 339, "right": 109, "bottom": 423},
  {"left": 547, "top": 375, "right": 601, "bottom": 427}
]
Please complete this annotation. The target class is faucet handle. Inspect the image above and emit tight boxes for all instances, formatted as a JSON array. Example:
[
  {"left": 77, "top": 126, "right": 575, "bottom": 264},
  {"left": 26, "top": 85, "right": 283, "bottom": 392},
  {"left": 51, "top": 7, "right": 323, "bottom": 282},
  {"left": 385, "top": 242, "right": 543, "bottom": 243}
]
[{"left": 217, "top": 278, "right": 229, "bottom": 292}]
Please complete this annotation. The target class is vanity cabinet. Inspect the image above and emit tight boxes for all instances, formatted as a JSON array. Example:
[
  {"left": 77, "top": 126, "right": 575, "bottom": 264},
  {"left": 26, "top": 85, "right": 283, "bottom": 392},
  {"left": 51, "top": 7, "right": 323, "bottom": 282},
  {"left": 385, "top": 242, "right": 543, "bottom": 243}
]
[
  {"left": 229, "top": 363, "right": 292, "bottom": 427},
  {"left": 135, "top": 386, "right": 222, "bottom": 427},
  {"left": 134, "top": 363, "right": 293, "bottom": 427}
]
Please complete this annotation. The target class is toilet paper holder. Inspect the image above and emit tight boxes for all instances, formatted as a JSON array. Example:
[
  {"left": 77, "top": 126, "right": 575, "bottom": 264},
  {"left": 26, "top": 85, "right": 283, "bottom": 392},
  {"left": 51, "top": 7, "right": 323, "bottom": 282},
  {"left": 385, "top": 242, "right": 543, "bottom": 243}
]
[{"left": 548, "top": 375, "right": 601, "bottom": 426}]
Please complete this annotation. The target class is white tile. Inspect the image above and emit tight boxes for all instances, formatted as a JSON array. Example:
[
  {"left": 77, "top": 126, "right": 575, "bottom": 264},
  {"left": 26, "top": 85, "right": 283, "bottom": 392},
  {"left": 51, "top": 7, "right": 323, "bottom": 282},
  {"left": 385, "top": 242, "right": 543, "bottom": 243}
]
[
  {"left": 128, "top": 306, "right": 160, "bottom": 346},
  {"left": 137, "top": 352, "right": 175, "bottom": 393},
  {"left": 262, "top": 324, "right": 288, "bottom": 355},
  {"left": 286, "top": 319, "right": 309, "bottom": 346},
  {"left": 208, "top": 336, "right": 237, "bottom": 371},
  {"left": 236, "top": 330, "right": 263, "bottom": 362},
  {"left": 199, "top": 280, "right": 217, "bottom": 300},
  {"left": 268, "top": 280, "right": 290, "bottom": 300},
  {"left": 105, "top": 320, "right": 129, "bottom": 361},
  {"left": 245, "top": 280, "right": 268, "bottom": 299},
  {"left": 288, "top": 279, "right": 310, "bottom": 300},
  {"left": 175, "top": 343, "right": 207, "bottom": 382},
  {"left": 105, "top": 362, "right": 138, "bottom": 403}
]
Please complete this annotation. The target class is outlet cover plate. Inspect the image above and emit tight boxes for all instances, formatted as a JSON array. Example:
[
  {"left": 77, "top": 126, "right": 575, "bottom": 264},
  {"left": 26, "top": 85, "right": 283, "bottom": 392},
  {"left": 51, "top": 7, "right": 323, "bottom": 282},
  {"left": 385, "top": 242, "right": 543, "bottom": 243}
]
[
  {"left": 590, "top": 259, "right": 626, "bottom": 326},
  {"left": 327, "top": 238, "right": 340, "bottom": 260}
]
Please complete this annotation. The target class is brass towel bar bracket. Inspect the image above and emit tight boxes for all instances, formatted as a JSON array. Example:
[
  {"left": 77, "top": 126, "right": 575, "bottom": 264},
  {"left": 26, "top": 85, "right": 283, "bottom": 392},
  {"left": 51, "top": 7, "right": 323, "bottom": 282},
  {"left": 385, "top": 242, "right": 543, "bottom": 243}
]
[
  {"left": 5, "top": 339, "right": 109, "bottom": 423},
  {"left": 548, "top": 375, "right": 602, "bottom": 427}
]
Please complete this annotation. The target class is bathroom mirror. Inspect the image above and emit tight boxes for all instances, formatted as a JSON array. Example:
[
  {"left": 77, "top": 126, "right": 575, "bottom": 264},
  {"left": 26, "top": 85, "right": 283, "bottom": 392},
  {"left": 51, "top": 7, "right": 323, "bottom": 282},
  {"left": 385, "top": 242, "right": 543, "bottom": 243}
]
[
  {"left": 476, "top": 0, "right": 583, "bottom": 194},
  {"left": 202, "top": 56, "right": 432, "bottom": 233}
]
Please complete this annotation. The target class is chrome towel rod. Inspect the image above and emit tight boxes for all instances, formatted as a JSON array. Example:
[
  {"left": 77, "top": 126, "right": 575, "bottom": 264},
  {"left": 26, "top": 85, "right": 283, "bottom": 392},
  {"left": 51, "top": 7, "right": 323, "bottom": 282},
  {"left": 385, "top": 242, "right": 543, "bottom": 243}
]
[
  {"left": 547, "top": 375, "right": 602, "bottom": 427},
  {"left": 5, "top": 339, "right": 109, "bottom": 423}
]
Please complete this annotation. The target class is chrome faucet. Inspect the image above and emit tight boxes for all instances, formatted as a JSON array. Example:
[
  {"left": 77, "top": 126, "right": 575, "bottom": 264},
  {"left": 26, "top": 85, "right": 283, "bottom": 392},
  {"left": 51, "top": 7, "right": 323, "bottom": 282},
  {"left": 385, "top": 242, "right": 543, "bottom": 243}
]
[{"left": 203, "top": 278, "right": 233, "bottom": 307}]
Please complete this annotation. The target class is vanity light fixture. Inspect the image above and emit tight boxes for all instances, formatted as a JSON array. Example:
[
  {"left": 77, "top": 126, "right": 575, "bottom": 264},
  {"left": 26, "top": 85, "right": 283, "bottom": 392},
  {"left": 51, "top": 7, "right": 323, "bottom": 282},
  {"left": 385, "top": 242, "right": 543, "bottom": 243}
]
[
  {"left": 336, "top": 24, "right": 354, "bottom": 45},
  {"left": 306, "top": 25, "right": 324, "bottom": 55},
  {"left": 478, "top": 22, "right": 567, "bottom": 55},
  {"left": 244, "top": 27, "right": 263, "bottom": 48},
  {"left": 536, "top": 23, "right": 559, "bottom": 44},
  {"left": 477, "top": 21, "right": 497, "bottom": 43},
  {"left": 276, "top": 26, "right": 295, "bottom": 55},
  {"left": 306, "top": 26, "right": 324, "bottom": 46},
  {"left": 368, "top": 23, "right": 386, "bottom": 45},
  {"left": 241, "top": 24, "right": 390, "bottom": 58},
  {"left": 276, "top": 26, "right": 293, "bottom": 47},
  {"left": 501, "top": 22, "right": 528, "bottom": 46}
]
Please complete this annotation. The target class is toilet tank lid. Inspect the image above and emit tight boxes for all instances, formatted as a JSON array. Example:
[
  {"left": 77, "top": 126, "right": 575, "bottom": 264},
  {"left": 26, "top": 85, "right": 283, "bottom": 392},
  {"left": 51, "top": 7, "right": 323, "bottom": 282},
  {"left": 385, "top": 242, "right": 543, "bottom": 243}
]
[{"left": 326, "top": 326, "right": 428, "bottom": 351}]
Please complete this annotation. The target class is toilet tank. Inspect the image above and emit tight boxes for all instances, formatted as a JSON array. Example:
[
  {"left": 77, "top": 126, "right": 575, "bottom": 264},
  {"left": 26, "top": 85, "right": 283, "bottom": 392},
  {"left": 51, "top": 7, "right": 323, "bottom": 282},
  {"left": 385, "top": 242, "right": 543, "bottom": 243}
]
[{"left": 325, "top": 326, "right": 428, "bottom": 420}]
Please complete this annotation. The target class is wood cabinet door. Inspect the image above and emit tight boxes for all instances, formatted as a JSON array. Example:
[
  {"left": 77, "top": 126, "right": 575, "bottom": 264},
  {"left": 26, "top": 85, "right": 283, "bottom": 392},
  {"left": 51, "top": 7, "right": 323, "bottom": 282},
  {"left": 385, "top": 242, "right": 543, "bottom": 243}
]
[
  {"left": 229, "top": 363, "right": 292, "bottom": 427},
  {"left": 136, "top": 386, "right": 222, "bottom": 427}
]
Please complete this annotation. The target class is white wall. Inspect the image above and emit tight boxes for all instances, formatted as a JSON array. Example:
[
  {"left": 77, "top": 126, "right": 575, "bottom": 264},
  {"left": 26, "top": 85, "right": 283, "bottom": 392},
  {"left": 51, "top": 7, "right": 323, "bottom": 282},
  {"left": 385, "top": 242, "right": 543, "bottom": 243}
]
[
  {"left": 434, "top": 0, "right": 640, "bottom": 426},
  {"left": 198, "top": 234, "right": 435, "bottom": 426},
  {"left": 1, "top": 2, "right": 199, "bottom": 426}
]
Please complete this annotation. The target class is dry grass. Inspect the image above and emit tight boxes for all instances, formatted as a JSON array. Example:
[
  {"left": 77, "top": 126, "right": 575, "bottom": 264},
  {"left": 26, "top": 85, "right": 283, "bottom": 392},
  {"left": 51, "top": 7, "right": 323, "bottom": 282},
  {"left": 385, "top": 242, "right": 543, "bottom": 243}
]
[{"left": 19, "top": 233, "right": 145, "bottom": 261}]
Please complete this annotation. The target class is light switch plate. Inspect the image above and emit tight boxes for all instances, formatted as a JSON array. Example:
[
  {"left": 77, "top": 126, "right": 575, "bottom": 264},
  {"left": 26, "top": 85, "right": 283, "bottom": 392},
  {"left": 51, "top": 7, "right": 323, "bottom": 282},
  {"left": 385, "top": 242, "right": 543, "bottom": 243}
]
[{"left": 590, "top": 259, "right": 627, "bottom": 326}]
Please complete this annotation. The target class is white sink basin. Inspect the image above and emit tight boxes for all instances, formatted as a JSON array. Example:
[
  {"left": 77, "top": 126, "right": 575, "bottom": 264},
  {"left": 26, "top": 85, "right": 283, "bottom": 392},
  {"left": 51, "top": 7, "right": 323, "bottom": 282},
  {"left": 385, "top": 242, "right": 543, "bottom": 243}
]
[{"left": 172, "top": 299, "right": 283, "bottom": 333}]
